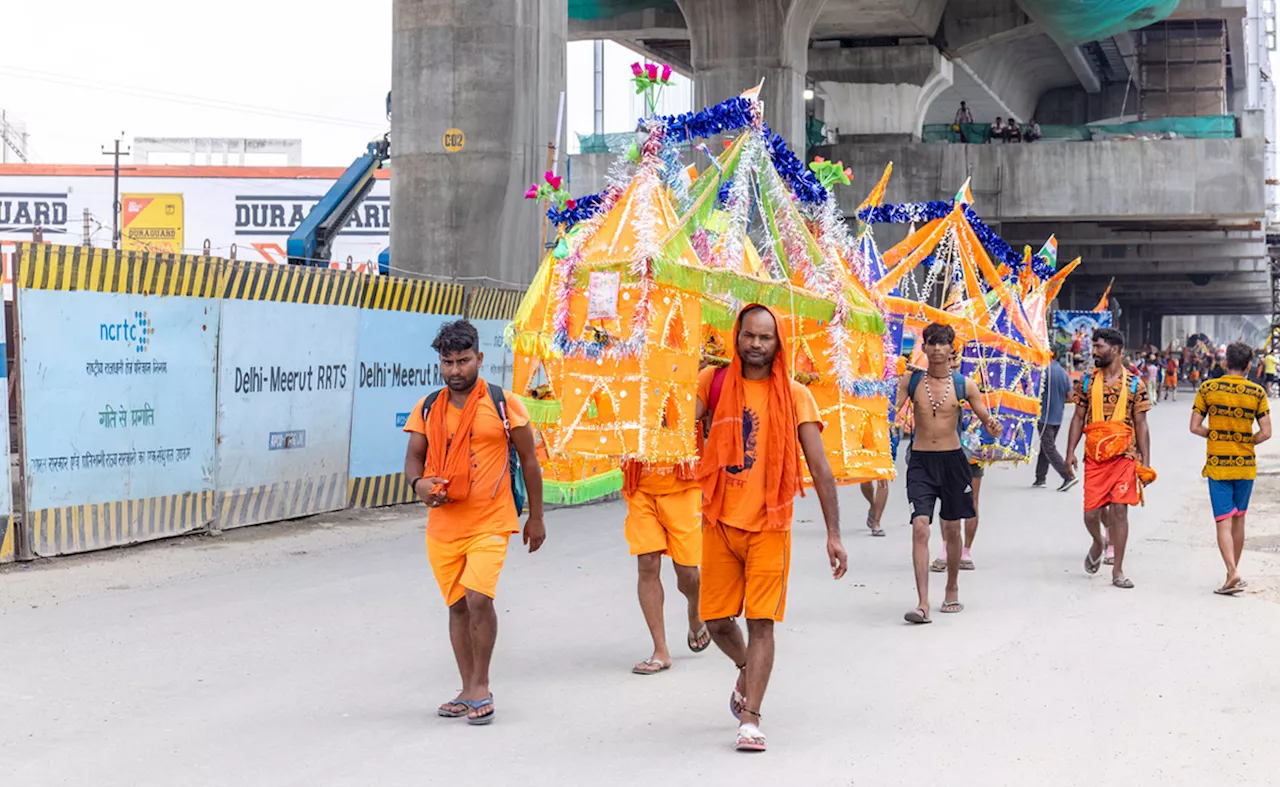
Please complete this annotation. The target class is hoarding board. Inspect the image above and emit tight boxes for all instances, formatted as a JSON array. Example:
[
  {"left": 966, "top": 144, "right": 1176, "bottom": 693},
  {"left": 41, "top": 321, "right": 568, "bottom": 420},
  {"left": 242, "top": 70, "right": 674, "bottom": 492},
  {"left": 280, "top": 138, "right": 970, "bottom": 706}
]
[
  {"left": 215, "top": 294, "right": 359, "bottom": 529},
  {"left": 16, "top": 249, "right": 220, "bottom": 556}
]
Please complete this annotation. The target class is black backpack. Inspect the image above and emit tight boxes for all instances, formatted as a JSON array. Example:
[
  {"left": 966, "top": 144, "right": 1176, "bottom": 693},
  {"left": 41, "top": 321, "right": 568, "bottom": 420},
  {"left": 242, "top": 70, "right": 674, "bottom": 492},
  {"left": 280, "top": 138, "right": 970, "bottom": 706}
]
[{"left": 421, "top": 383, "right": 526, "bottom": 515}]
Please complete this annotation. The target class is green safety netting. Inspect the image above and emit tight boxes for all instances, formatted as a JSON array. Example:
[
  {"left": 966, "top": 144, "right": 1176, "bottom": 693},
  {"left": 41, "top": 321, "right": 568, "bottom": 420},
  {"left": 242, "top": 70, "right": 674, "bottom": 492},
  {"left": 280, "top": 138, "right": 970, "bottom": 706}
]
[
  {"left": 577, "top": 132, "right": 636, "bottom": 154},
  {"left": 923, "top": 115, "right": 1235, "bottom": 144},
  {"left": 568, "top": 0, "right": 677, "bottom": 20},
  {"left": 1016, "top": 0, "right": 1178, "bottom": 45}
]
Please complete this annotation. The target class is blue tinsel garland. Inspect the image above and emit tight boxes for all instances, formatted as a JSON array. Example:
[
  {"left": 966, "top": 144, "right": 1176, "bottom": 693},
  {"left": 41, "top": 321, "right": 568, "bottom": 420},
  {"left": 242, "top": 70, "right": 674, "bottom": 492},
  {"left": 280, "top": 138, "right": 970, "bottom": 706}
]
[
  {"left": 856, "top": 201, "right": 1056, "bottom": 279},
  {"left": 547, "top": 192, "right": 607, "bottom": 229},
  {"left": 548, "top": 97, "right": 828, "bottom": 230}
]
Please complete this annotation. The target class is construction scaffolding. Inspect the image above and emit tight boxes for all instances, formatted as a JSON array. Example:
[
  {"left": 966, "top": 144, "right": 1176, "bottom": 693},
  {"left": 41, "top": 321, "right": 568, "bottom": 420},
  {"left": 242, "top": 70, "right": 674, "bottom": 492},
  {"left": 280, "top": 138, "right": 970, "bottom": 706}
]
[{"left": 1139, "top": 20, "right": 1229, "bottom": 120}]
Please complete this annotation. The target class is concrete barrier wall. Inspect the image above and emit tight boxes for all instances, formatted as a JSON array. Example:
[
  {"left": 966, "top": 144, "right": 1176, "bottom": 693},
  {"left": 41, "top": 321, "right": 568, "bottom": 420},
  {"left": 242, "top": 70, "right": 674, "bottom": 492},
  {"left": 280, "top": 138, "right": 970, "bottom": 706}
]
[
  {"left": 15, "top": 246, "right": 220, "bottom": 557},
  {"left": 6, "top": 244, "right": 523, "bottom": 560}
]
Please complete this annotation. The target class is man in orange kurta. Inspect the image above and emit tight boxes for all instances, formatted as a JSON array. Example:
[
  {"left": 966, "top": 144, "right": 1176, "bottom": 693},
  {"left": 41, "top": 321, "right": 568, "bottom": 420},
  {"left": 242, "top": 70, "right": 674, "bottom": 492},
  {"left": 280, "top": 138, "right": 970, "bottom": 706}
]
[{"left": 694, "top": 304, "right": 848, "bottom": 753}]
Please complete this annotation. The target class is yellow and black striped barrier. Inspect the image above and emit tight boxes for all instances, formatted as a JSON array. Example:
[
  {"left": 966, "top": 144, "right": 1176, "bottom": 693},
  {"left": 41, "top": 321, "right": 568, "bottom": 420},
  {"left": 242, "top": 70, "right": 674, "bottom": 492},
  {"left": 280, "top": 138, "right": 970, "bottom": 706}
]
[
  {"left": 467, "top": 287, "right": 522, "bottom": 321},
  {"left": 0, "top": 516, "right": 14, "bottom": 563},
  {"left": 348, "top": 472, "right": 417, "bottom": 509},
  {"left": 18, "top": 243, "right": 221, "bottom": 297},
  {"left": 217, "top": 472, "right": 348, "bottom": 530},
  {"left": 219, "top": 260, "right": 362, "bottom": 306},
  {"left": 361, "top": 275, "right": 466, "bottom": 314},
  {"left": 26, "top": 492, "right": 214, "bottom": 557}
]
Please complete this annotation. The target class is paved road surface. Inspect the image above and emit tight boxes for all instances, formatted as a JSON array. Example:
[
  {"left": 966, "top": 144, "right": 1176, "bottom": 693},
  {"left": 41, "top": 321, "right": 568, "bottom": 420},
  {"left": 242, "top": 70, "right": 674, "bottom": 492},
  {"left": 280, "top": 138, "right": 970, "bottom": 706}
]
[{"left": 4, "top": 403, "right": 1280, "bottom": 786}]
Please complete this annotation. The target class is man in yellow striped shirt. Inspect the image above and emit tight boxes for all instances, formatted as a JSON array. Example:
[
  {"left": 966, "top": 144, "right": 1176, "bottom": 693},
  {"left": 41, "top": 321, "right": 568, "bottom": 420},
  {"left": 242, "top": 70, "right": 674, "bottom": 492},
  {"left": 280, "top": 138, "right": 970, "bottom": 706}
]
[{"left": 1190, "top": 342, "right": 1272, "bottom": 595}]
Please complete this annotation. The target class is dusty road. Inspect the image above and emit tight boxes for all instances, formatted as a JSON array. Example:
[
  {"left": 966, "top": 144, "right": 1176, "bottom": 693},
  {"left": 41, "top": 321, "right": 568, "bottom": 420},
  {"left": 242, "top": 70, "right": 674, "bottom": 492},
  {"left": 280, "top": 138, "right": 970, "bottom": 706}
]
[{"left": 4, "top": 403, "right": 1280, "bottom": 786}]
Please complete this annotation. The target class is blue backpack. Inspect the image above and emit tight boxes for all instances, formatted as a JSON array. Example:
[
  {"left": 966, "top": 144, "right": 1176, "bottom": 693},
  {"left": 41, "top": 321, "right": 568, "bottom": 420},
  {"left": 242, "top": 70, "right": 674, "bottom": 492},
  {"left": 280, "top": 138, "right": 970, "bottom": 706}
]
[{"left": 421, "top": 383, "right": 527, "bottom": 515}]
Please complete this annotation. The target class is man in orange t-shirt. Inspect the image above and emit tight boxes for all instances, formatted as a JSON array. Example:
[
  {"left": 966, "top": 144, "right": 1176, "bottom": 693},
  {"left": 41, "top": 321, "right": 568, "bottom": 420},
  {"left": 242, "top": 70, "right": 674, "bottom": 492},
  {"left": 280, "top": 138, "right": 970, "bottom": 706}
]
[
  {"left": 623, "top": 461, "right": 709, "bottom": 675},
  {"left": 694, "top": 304, "right": 847, "bottom": 753},
  {"left": 403, "top": 320, "right": 545, "bottom": 726}
]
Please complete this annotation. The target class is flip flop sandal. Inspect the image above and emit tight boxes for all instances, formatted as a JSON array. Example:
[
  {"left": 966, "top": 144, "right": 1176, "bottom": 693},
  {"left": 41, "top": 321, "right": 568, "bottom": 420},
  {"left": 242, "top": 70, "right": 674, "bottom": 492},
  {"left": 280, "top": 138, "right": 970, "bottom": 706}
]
[
  {"left": 1112, "top": 577, "right": 1134, "bottom": 589},
  {"left": 904, "top": 607, "right": 932, "bottom": 624},
  {"left": 929, "top": 558, "right": 947, "bottom": 573},
  {"left": 1214, "top": 584, "right": 1244, "bottom": 596},
  {"left": 632, "top": 658, "right": 672, "bottom": 675},
  {"left": 1085, "top": 550, "right": 1102, "bottom": 575},
  {"left": 437, "top": 699, "right": 473, "bottom": 718},
  {"left": 866, "top": 516, "right": 886, "bottom": 537},
  {"left": 688, "top": 625, "right": 711, "bottom": 653},
  {"left": 959, "top": 558, "right": 975, "bottom": 571},
  {"left": 941, "top": 601, "right": 964, "bottom": 613},
  {"left": 735, "top": 721, "right": 767, "bottom": 753},
  {"left": 467, "top": 697, "right": 495, "bottom": 726},
  {"left": 1237, "top": 579, "right": 1249, "bottom": 588}
]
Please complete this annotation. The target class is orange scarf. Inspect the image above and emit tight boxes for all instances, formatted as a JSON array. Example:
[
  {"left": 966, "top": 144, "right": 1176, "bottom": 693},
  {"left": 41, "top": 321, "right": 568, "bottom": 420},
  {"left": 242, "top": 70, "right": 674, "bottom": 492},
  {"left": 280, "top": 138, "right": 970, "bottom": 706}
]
[
  {"left": 1083, "top": 368, "right": 1135, "bottom": 463},
  {"left": 696, "top": 304, "right": 802, "bottom": 530},
  {"left": 423, "top": 382, "right": 487, "bottom": 502}
]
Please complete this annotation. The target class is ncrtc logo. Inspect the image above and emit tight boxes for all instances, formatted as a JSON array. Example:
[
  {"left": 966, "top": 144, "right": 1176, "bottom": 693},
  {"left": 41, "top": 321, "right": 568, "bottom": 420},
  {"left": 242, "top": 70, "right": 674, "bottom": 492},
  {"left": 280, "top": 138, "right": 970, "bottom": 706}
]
[{"left": 99, "top": 311, "right": 155, "bottom": 353}]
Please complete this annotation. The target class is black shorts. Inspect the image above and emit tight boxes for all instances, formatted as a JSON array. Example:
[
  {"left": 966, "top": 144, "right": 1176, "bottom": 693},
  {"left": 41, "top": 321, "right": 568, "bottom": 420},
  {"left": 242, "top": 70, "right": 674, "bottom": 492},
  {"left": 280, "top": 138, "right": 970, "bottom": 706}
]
[{"left": 906, "top": 449, "right": 976, "bottom": 523}]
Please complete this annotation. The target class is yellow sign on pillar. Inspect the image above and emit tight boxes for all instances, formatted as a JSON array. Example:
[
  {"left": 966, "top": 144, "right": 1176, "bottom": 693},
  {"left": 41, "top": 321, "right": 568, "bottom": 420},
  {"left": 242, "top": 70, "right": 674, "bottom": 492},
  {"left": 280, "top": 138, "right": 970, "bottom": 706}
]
[
  {"left": 121, "top": 193, "right": 184, "bottom": 254},
  {"left": 442, "top": 128, "right": 466, "bottom": 152}
]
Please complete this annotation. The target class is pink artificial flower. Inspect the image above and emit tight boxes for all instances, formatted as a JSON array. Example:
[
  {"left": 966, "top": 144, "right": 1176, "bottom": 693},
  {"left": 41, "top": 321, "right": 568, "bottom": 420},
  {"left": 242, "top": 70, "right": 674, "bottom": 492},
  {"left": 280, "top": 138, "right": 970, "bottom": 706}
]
[
  {"left": 566, "top": 199, "right": 577, "bottom": 209},
  {"left": 544, "top": 171, "right": 562, "bottom": 190},
  {"left": 524, "top": 185, "right": 539, "bottom": 200},
  {"left": 645, "top": 63, "right": 658, "bottom": 80},
  {"left": 631, "top": 62, "right": 643, "bottom": 76},
  {"left": 661, "top": 63, "right": 672, "bottom": 82},
  {"left": 813, "top": 156, "right": 826, "bottom": 163},
  {"left": 843, "top": 167, "right": 853, "bottom": 180}
]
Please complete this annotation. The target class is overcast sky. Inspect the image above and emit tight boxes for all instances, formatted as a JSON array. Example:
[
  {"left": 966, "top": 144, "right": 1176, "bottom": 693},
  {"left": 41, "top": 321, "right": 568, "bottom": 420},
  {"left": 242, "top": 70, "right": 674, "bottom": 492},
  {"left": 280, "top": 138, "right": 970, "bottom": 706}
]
[{"left": 0, "top": 0, "right": 392, "bottom": 166}]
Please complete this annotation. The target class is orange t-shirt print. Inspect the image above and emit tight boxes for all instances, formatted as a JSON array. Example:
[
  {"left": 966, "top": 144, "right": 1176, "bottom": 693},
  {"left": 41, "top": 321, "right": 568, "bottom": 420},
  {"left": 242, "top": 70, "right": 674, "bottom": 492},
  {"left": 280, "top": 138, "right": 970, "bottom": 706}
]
[
  {"left": 404, "top": 389, "right": 530, "bottom": 542},
  {"left": 696, "top": 368, "right": 822, "bottom": 532}
]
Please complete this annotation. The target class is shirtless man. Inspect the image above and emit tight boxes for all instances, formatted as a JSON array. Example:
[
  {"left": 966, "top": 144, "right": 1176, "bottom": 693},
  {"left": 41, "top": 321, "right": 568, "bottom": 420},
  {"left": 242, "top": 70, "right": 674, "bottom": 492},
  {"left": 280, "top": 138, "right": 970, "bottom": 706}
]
[{"left": 899, "top": 323, "right": 1002, "bottom": 624}]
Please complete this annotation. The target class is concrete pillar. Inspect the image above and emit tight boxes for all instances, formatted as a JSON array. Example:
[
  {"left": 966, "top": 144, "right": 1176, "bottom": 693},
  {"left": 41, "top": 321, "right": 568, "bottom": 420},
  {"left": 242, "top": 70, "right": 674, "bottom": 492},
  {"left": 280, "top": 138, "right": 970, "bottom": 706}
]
[
  {"left": 809, "top": 43, "right": 953, "bottom": 142},
  {"left": 391, "top": 0, "right": 567, "bottom": 286},
  {"left": 677, "top": 0, "right": 826, "bottom": 146}
]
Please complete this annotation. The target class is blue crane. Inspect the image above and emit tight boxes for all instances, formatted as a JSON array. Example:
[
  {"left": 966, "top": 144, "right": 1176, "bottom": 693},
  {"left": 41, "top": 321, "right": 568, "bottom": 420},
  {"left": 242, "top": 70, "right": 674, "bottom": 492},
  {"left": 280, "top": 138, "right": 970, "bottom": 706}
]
[{"left": 286, "top": 134, "right": 390, "bottom": 270}]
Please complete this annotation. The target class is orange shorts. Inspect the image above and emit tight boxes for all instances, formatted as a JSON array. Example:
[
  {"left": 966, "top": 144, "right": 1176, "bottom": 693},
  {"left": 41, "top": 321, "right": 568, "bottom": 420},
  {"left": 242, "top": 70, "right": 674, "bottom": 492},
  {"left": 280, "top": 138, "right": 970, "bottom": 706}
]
[
  {"left": 1083, "top": 456, "right": 1140, "bottom": 511},
  {"left": 426, "top": 532, "right": 510, "bottom": 606},
  {"left": 700, "top": 520, "right": 791, "bottom": 622},
  {"left": 623, "top": 486, "right": 702, "bottom": 566}
]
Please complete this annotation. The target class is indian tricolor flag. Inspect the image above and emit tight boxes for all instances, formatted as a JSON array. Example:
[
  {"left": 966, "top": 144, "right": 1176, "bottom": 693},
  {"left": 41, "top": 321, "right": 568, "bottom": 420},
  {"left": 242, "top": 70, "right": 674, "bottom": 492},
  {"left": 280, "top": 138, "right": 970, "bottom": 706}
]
[
  {"left": 1037, "top": 235, "right": 1058, "bottom": 269},
  {"left": 678, "top": 164, "right": 698, "bottom": 190},
  {"left": 739, "top": 79, "right": 765, "bottom": 102},
  {"left": 954, "top": 178, "right": 975, "bottom": 207}
]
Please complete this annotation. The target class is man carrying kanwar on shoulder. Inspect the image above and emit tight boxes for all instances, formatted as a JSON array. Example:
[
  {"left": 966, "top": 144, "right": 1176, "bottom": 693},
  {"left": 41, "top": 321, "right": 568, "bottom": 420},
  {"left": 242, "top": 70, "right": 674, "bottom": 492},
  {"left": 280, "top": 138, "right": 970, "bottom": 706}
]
[
  {"left": 403, "top": 319, "right": 545, "bottom": 726},
  {"left": 900, "top": 323, "right": 1002, "bottom": 625},
  {"left": 1065, "top": 327, "right": 1153, "bottom": 590},
  {"left": 694, "top": 303, "right": 848, "bottom": 754}
]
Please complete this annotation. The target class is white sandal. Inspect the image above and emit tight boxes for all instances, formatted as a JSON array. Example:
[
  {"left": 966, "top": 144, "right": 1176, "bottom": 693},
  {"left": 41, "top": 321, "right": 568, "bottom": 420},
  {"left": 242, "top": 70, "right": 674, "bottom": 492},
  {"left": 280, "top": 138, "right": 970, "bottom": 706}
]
[{"left": 736, "top": 721, "right": 767, "bottom": 752}]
